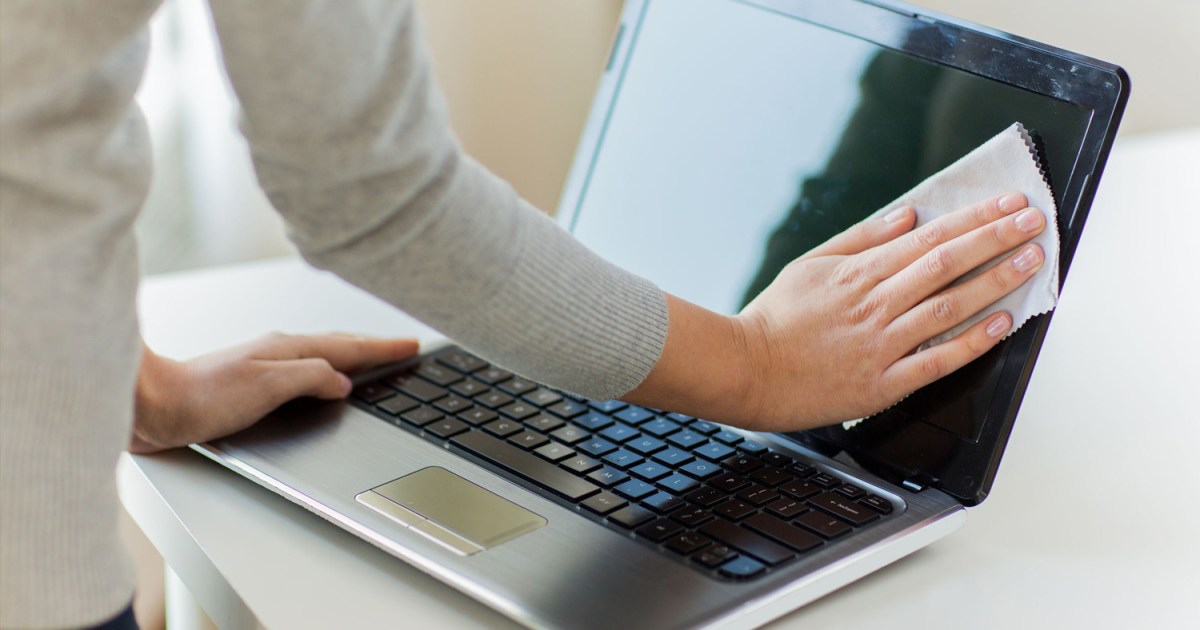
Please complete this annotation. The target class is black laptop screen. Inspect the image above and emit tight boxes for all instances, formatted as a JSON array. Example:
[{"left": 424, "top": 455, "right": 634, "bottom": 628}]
[{"left": 568, "top": 0, "right": 1105, "bottom": 499}]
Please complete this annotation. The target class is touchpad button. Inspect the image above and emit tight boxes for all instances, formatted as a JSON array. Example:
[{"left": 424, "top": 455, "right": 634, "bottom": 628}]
[{"left": 358, "top": 467, "right": 546, "bottom": 555}]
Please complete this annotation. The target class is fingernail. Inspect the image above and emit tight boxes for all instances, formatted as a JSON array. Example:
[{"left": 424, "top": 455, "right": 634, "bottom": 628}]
[
  {"left": 999, "top": 193, "right": 1025, "bottom": 214},
  {"left": 338, "top": 373, "right": 353, "bottom": 395},
  {"left": 986, "top": 315, "right": 1011, "bottom": 338},
  {"left": 1014, "top": 208, "right": 1044, "bottom": 233},
  {"left": 884, "top": 206, "right": 910, "bottom": 223},
  {"left": 1012, "top": 246, "right": 1042, "bottom": 273}
]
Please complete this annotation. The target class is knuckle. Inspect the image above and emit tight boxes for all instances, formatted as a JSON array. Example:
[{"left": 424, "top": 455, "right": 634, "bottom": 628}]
[
  {"left": 988, "top": 265, "right": 1013, "bottom": 292},
  {"left": 922, "top": 246, "right": 953, "bottom": 279},
  {"left": 918, "top": 351, "right": 946, "bottom": 381},
  {"left": 914, "top": 222, "right": 946, "bottom": 249},
  {"left": 988, "top": 220, "right": 1010, "bottom": 248},
  {"left": 928, "top": 294, "right": 960, "bottom": 325},
  {"left": 832, "top": 261, "right": 867, "bottom": 287}
]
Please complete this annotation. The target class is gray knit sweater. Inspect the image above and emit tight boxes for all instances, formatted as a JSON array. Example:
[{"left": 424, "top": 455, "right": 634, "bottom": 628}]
[{"left": 0, "top": 1, "right": 668, "bottom": 626}]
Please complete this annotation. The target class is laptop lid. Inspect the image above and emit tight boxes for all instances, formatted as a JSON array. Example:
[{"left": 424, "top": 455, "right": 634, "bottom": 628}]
[{"left": 557, "top": 0, "right": 1127, "bottom": 506}]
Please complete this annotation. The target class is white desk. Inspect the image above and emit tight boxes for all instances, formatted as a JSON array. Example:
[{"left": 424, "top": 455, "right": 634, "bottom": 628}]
[{"left": 122, "top": 130, "right": 1200, "bottom": 629}]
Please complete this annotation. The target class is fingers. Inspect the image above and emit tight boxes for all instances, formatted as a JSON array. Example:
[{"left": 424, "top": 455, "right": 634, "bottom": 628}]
[
  {"left": 882, "top": 312, "right": 1012, "bottom": 397},
  {"left": 801, "top": 206, "right": 916, "bottom": 259},
  {"left": 253, "top": 333, "right": 420, "bottom": 372},
  {"left": 865, "top": 192, "right": 1028, "bottom": 278},
  {"left": 876, "top": 206, "right": 1046, "bottom": 315},
  {"left": 263, "top": 357, "right": 353, "bottom": 401},
  {"left": 887, "top": 244, "right": 1043, "bottom": 351}
]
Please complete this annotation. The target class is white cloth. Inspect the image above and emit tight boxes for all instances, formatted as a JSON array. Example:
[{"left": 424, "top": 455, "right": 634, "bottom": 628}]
[{"left": 869, "top": 122, "right": 1060, "bottom": 348}]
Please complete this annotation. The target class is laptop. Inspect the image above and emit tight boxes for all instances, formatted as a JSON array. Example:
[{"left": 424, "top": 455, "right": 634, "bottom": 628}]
[{"left": 195, "top": 0, "right": 1128, "bottom": 627}]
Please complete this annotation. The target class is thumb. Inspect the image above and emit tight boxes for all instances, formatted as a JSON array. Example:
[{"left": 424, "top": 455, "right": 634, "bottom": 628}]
[{"left": 264, "top": 358, "right": 353, "bottom": 402}]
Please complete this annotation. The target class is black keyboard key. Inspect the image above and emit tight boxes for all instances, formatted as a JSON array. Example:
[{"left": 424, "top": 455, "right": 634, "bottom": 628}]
[
  {"left": 737, "top": 485, "right": 779, "bottom": 506},
  {"left": 588, "top": 399, "right": 627, "bottom": 413},
  {"left": 808, "top": 492, "right": 880, "bottom": 526},
  {"left": 713, "top": 500, "right": 756, "bottom": 521},
  {"left": 699, "top": 520, "right": 794, "bottom": 566},
  {"left": 709, "top": 473, "right": 750, "bottom": 494},
  {"left": 534, "top": 442, "right": 575, "bottom": 462},
  {"left": 680, "top": 460, "right": 722, "bottom": 480},
  {"left": 475, "top": 391, "right": 515, "bottom": 409},
  {"left": 640, "top": 418, "right": 681, "bottom": 437},
  {"left": 546, "top": 400, "right": 588, "bottom": 419},
  {"left": 711, "top": 430, "right": 744, "bottom": 446},
  {"left": 474, "top": 367, "right": 512, "bottom": 384},
  {"left": 394, "top": 376, "right": 449, "bottom": 403},
  {"left": 656, "top": 473, "right": 698, "bottom": 494},
  {"left": 641, "top": 491, "right": 685, "bottom": 514},
  {"left": 435, "top": 349, "right": 488, "bottom": 374},
  {"left": 561, "top": 455, "right": 602, "bottom": 475},
  {"left": 861, "top": 494, "right": 894, "bottom": 514},
  {"left": 694, "top": 442, "right": 736, "bottom": 462},
  {"left": 615, "top": 479, "right": 657, "bottom": 500},
  {"left": 718, "top": 556, "right": 766, "bottom": 579},
  {"left": 791, "top": 462, "right": 817, "bottom": 478},
  {"left": 629, "top": 461, "right": 671, "bottom": 481},
  {"left": 614, "top": 406, "right": 655, "bottom": 425},
  {"left": 685, "top": 487, "right": 726, "bottom": 508},
  {"left": 635, "top": 518, "right": 682, "bottom": 543},
  {"left": 744, "top": 513, "right": 822, "bottom": 553},
  {"left": 599, "top": 423, "right": 639, "bottom": 443},
  {"left": 602, "top": 449, "right": 643, "bottom": 470},
  {"left": 608, "top": 505, "right": 655, "bottom": 529},
  {"left": 672, "top": 506, "right": 715, "bottom": 527},
  {"left": 482, "top": 418, "right": 522, "bottom": 438},
  {"left": 666, "top": 430, "right": 707, "bottom": 449},
  {"left": 400, "top": 406, "right": 443, "bottom": 427},
  {"left": 416, "top": 363, "right": 463, "bottom": 387},
  {"left": 499, "top": 377, "right": 537, "bottom": 396},
  {"left": 451, "top": 380, "right": 489, "bottom": 398},
  {"left": 376, "top": 393, "right": 420, "bottom": 415},
  {"left": 499, "top": 401, "right": 538, "bottom": 420},
  {"left": 508, "top": 430, "right": 549, "bottom": 450},
  {"left": 762, "top": 452, "right": 795, "bottom": 468},
  {"left": 451, "top": 431, "right": 599, "bottom": 501},
  {"left": 810, "top": 472, "right": 839, "bottom": 488},
  {"left": 587, "top": 466, "right": 629, "bottom": 488},
  {"left": 749, "top": 466, "right": 791, "bottom": 488},
  {"left": 835, "top": 483, "right": 866, "bottom": 499},
  {"left": 577, "top": 438, "right": 618, "bottom": 457},
  {"left": 627, "top": 436, "right": 667, "bottom": 455},
  {"left": 692, "top": 545, "right": 736, "bottom": 568},
  {"left": 458, "top": 408, "right": 498, "bottom": 426},
  {"left": 765, "top": 498, "right": 808, "bottom": 519},
  {"left": 665, "top": 532, "right": 711, "bottom": 555},
  {"left": 434, "top": 395, "right": 473, "bottom": 415},
  {"left": 722, "top": 454, "right": 763, "bottom": 475},
  {"left": 353, "top": 382, "right": 394, "bottom": 403},
  {"left": 549, "top": 425, "right": 589, "bottom": 445},
  {"left": 426, "top": 418, "right": 470, "bottom": 439},
  {"left": 778, "top": 480, "right": 822, "bottom": 501},
  {"left": 523, "top": 388, "right": 563, "bottom": 407},
  {"left": 573, "top": 412, "right": 614, "bottom": 431},
  {"left": 525, "top": 414, "right": 564, "bottom": 433},
  {"left": 581, "top": 492, "right": 627, "bottom": 515},
  {"left": 794, "top": 510, "right": 852, "bottom": 539},
  {"left": 651, "top": 447, "right": 694, "bottom": 467},
  {"left": 739, "top": 441, "right": 768, "bottom": 455}
]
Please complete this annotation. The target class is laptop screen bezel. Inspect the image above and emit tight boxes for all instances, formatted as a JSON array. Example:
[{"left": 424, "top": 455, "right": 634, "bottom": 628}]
[{"left": 557, "top": 0, "right": 1129, "bottom": 506}]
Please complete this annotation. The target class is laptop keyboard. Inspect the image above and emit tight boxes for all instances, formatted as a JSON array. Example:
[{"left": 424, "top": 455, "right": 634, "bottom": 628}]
[{"left": 349, "top": 346, "right": 897, "bottom": 581}]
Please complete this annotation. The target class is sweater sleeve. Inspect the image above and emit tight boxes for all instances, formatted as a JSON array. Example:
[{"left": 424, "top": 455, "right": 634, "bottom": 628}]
[{"left": 204, "top": 0, "right": 668, "bottom": 400}]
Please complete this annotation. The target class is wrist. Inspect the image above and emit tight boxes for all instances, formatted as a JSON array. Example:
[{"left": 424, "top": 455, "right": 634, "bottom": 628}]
[{"left": 131, "top": 345, "right": 185, "bottom": 454}]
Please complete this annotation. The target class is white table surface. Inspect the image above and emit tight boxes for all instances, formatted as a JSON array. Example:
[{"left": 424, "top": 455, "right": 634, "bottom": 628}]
[{"left": 122, "top": 129, "right": 1200, "bottom": 629}]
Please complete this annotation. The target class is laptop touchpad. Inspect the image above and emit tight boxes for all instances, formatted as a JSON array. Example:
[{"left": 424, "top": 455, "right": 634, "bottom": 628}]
[{"left": 356, "top": 467, "right": 546, "bottom": 556}]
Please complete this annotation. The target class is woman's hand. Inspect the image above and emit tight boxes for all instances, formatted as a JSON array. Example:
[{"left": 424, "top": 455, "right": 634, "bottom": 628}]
[
  {"left": 625, "top": 192, "right": 1046, "bottom": 431},
  {"left": 130, "top": 333, "right": 420, "bottom": 454}
]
